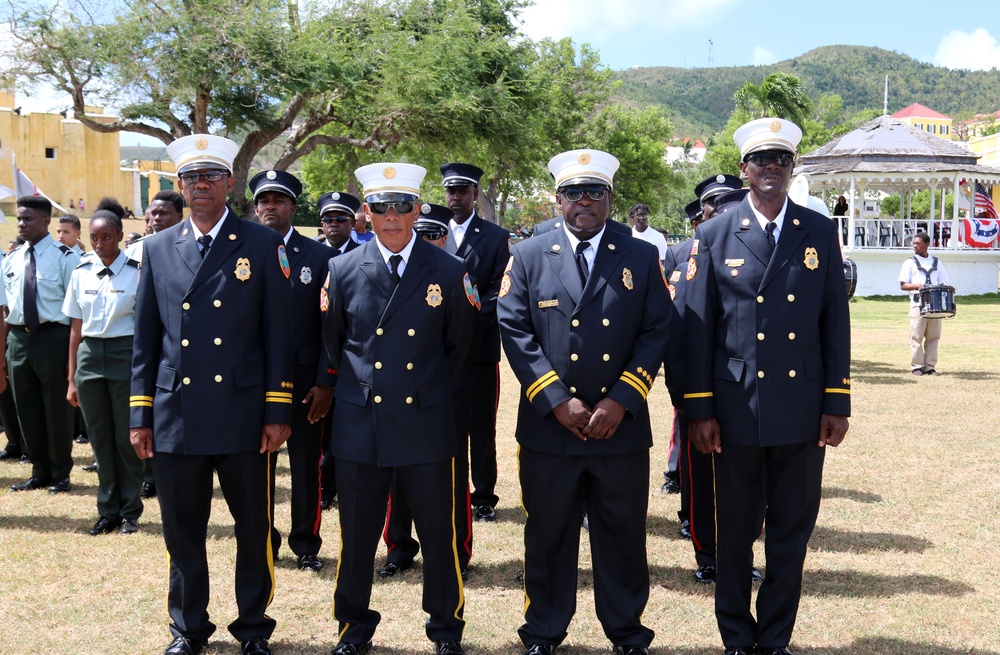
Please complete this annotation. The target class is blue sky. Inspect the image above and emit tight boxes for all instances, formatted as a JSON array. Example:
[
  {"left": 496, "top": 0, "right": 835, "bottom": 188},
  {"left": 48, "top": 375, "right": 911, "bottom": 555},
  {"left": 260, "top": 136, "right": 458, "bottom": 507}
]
[{"left": 518, "top": 0, "right": 1000, "bottom": 71}]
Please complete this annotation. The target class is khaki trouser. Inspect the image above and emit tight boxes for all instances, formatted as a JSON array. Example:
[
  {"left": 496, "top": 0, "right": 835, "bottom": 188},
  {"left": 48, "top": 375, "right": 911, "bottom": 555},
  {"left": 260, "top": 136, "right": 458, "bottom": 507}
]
[{"left": 909, "top": 303, "right": 942, "bottom": 371}]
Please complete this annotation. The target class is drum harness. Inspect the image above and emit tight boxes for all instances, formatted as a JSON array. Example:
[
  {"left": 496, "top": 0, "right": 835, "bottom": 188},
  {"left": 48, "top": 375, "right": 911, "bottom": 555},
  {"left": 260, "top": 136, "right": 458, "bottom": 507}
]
[{"left": 912, "top": 255, "right": 939, "bottom": 302}]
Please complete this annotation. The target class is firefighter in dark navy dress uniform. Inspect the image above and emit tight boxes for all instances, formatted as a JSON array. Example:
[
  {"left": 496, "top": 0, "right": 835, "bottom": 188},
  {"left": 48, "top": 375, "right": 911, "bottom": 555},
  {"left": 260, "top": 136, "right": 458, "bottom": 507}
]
[
  {"left": 323, "top": 163, "right": 475, "bottom": 655},
  {"left": 498, "top": 149, "right": 672, "bottom": 655},
  {"left": 683, "top": 118, "right": 851, "bottom": 655},
  {"left": 129, "top": 134, "right": 293, "bottom": 655},
  {"left": 251, "top": 169, "right": 335, "bottom": 573}
]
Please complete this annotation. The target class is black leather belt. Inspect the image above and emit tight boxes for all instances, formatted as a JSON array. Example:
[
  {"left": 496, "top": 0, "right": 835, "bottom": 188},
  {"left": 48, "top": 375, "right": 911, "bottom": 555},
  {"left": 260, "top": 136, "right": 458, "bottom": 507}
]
[{"left": 9, "top": 322, "right": 66, "bottom": 333}]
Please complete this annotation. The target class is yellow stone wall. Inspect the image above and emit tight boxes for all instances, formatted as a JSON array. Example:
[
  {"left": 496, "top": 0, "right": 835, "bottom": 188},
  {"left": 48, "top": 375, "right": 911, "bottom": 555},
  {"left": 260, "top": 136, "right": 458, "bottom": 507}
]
[{"left": 0, "top": 93, "right": 173, "bottom": 218}]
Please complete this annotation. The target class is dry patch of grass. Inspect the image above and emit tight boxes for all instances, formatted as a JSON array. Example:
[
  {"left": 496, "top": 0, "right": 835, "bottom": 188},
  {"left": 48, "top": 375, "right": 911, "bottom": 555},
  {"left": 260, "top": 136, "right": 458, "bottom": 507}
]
[{"left": 1, "top": 295, "right": 998, "bottom": 654}]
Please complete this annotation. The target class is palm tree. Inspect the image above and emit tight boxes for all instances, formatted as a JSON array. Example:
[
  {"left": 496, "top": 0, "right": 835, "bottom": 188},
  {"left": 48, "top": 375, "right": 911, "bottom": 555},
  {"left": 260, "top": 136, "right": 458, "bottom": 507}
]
[{"left": 733, "top": 72, "right": 813, "bottom": 127}]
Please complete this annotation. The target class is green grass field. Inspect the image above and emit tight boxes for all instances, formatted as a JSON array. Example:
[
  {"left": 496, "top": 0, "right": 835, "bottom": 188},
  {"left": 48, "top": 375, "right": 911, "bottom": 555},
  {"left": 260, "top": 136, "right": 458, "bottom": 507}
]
[{"left": 0, "top": 286, "right": 998, "bottom": 653}]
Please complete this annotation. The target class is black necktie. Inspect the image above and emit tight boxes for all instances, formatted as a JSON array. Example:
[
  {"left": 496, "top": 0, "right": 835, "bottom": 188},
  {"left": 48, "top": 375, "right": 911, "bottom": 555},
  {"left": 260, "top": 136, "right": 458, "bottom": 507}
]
[
  {"left": 575, "top": 242, "right": 590, "bottom": 286},
  {"left": 198, "top": 235, "right": 213, "bottom": 258},
  {"left": 23, "top": 245, "right": 39, "bottom": 331},
  {"left": 765, "top": 222, "right": 777, "bottom": 253},
  {"left": 389, "top": 254, "right": 402, "bottom": 284},
  {"left": 97, "top": 267, "right": 113, "bottom": 278}
]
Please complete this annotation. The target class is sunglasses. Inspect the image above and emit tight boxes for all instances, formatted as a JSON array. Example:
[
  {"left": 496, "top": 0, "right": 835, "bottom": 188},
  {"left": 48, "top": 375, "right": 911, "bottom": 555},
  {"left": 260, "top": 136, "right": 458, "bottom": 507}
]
[
  {"left": 368, "top": 201, "right": 415, "bottom": 215},
  {"left": 746, "top": 152, "right": 795, "bottom": 167},
  {"left": 559, "top": 185, "right": 609, "bottom": 202},
  {"left": 420, "top": 230, "right": 447, "bottom": 241},
  {"left": 321, "top": 215, "right": 353, "bottom": 224},
  {"left": 178, "top": 171, "right": 229, "bottom": 183}
]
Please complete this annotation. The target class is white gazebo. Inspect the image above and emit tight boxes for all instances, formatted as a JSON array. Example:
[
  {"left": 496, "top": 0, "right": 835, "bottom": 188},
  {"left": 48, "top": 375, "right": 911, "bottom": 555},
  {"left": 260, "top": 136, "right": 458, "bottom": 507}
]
[{"left": 795, "top": 116, "right": 1000, "bottom": 296}]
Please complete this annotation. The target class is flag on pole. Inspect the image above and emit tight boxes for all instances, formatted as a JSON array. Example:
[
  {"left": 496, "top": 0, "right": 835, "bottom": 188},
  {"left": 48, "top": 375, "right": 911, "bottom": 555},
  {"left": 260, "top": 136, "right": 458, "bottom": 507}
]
[
  {"left": 974, "top": 183, "right": 998, "bottom": 219},
  {"left": 12, "top": 155, "right": 68, "bottom": 214}
]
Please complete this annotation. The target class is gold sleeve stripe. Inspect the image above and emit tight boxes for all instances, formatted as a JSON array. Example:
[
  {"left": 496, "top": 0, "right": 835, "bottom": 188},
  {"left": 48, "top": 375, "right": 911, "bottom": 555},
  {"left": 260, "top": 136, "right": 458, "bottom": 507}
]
[
  {"left": 265, "top": 396, "right": 293, "bottom": 404},
  {"left": 130, "top": 400, "right": 154, "bottom": 407},
  {"left": 619, "top": 375, "right": 648, "bottom": 399},
  {"left": 683, "top": 391, "right": 714, "bottom": 399},
  {"left": 130, "top": 395, "right": 154, "bottom": 402},
  {"left": 825, "top": 388, "right": 851, "bottom": 395},
  {"left": 620, "top": 371, "right": 650, "bottom": 394},
  {"left": 526, "top": 371, "right": 559, "bottom": 402},
  {"left": 266, "top": 391, "right": 293, "bottom": 399}
]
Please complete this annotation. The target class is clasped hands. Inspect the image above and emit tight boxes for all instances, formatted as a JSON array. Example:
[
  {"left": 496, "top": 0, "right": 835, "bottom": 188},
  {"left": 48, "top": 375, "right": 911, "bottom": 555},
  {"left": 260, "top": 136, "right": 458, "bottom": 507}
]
[{"left": 553, "top": 397, "right": 625, "bottom": 441}]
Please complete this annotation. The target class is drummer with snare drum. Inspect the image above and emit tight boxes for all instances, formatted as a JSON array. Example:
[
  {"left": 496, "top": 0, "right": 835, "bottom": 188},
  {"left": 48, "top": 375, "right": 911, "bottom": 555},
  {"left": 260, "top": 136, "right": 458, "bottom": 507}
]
[{"left": 899, "top": 232, "right": 951, "bottom": 376}]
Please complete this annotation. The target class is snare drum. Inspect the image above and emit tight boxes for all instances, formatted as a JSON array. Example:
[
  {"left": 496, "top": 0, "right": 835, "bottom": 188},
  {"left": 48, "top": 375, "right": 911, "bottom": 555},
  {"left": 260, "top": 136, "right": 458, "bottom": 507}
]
[
  {"left": 843, "top": 258, "right": 858, "bottom": 299},
  {"left": 918, "top": 285, "right": 956, "bottom": 318}
]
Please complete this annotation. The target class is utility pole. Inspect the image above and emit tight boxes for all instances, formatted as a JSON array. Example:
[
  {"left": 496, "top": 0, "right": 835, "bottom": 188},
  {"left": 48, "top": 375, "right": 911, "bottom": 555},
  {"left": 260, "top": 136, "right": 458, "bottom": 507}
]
[{"left": 708, "top": 39, "right": 713, "bottom": 66}]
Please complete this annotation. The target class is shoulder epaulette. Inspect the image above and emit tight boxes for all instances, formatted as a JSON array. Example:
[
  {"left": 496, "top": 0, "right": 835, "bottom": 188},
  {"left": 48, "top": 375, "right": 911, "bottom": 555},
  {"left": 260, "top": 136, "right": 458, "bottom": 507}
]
[
  {"left": 126, "top": 258, "right": 140, "bottom": 268},
  {"left": 75, "top": 258, "right": 95, "bottom": 269},
  {"left": 58, "top": 244, "right": 72, "bottom": 254}
]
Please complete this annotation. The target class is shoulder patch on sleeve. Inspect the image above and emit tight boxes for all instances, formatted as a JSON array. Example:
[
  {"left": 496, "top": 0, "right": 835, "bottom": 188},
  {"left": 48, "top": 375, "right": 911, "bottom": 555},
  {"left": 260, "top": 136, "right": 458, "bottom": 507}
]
[
  {"left": 499, "top": 255, "right": 514, "bottom": 299},
  {"left": 464, "top": 273, "right": 481, "bottom": 310},
  {"left": 278, "top": 245, "right": 290, "bottom": 279},
  {"left": 689, "top": 239, "right": 700, "bottom": 257}
]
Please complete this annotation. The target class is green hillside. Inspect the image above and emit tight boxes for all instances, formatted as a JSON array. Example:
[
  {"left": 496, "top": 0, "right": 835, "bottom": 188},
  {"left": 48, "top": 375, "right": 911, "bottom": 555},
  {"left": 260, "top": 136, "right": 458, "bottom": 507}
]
[{"left": 614, "top": 45, "right": 1000, "bottom": 138}]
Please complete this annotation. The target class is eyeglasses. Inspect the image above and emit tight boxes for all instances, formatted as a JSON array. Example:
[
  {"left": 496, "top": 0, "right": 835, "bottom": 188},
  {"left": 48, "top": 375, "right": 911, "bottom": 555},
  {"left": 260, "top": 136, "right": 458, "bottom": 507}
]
[
  {"left": 321, "top": 215, "right": 353, "bottom": 224},
  {"left": 178, "top": 171, "right": 229, "bottom": 184},
  {"left": 745, "top": 151, "right": 795, "bottom": 168},
  {"left": 420, "top": 230, "right": 447, "bottom": 241},
  {"left": 368, "top": 201, "right": 415, "bottom": 215},
  {"left": 559, "top": 185, "right": 609, "bottom": 202}
]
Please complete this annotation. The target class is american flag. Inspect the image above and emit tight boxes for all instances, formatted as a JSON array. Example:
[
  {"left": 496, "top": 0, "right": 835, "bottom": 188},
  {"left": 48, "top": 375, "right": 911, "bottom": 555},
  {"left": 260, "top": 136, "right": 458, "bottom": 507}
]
[{"left": 975, "top": 182, "right": 998, "bottom": 219}]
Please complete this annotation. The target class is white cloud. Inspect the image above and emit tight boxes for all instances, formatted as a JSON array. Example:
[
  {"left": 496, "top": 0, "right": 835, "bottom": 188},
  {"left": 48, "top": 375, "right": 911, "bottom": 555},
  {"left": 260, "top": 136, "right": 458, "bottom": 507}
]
[
  {"left": 933, "top": 27, "right": 1000, "bottom": 70},
  {"left": 518, "top": 0, "right": 738, "bottom": 44},
  {"left": 751, "top": 46, "right": 776, "bottom": 66}
]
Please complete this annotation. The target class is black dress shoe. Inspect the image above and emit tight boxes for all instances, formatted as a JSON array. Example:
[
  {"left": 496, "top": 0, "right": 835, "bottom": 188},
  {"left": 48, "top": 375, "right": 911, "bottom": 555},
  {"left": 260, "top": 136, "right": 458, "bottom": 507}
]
[
  {"left": 83, "top": 461, "right": 99, "bottom": 472},
  {"left": 661, "top": 472, "right": 680, "bottom": 494},
  {"left": 75, "top": 433, "right": 89, "bottom": 444},
  {"left": 47, "top": 478, "right": 71, "bottom": 494},
  {"left": 18, "top": 454, "right": 30, "bottom": 464},
  {"left": 695, "top": 564, "right": 716, "bottom": 584},
  {"left": 473, "top": 504, "right": 495, "bottom": 521},
  {"left": 524, "top": 645, "right": 556, "bottom": 655},
  {"left": 679, "top": 519, "right": 691, "bottom": 538},
  {"left": 321, "top": 494, "right": 336, "bottom": 510},
  {"left": 758, "top": 649, "right": 795, "bottom": 655},
  {"left": 89, "top": 517, "right": 121, "bottom": 536},
  {"left": 722, "top": 648, "right": 754, "bottom": 655},
  {"left": 297, "top": 553, "right": 323, "bottom": 571},
  {"left": 751, "top": 567, "right": 764, "bottom": 583},
  {"left": 10, "top": 476, "right": 50, "bottom": 492},
  {"left": 436, "top": 640, "right": 465, "bottom": 655},
  {"left": 120, "top": 518, "right": 139, "bottom": 534},
  {"left": 614, "top": 647, "right": 648, "bottom": 655},
  {"left": 0, "top": 449, "right": 20, "bottom": 460},
  {"left": 165, "top": 635, "right": 204, "bottom": 655},
  {"left": 331, "top": 642, "right": 372, "bottom": 655},
  {"left": 140, "top": 481, "right": 157, "bottom": 498},
  {"left": 241, "top": 637, "right": 272, "bottom": 655},
  {"left": 377, "top": 561, "right": 412, "bottom": 578}
]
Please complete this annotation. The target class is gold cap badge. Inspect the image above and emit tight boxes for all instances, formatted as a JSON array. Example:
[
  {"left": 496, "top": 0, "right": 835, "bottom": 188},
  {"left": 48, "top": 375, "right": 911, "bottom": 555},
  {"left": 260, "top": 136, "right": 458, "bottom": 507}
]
[
  {"left": 770, "top": 120, "right": 782, "bottom": 132},
  {"left": 383, "top": 166, "right": 396, "bottom": 179},
  {"left": 195, "top": 137, "right": 208, "bottom": 150},
  {"left": 578, "top": 153, "right": 591, "bottom": 165}
]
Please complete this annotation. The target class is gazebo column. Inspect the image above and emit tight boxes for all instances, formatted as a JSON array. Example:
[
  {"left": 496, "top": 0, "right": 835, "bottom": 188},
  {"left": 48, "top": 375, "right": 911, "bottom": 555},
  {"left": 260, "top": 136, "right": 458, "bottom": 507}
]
[
  {"left": 951, "top": 176, "right": 961, "bottom": 249},
  {"left": 929, "top": 180, "right": 935, "bottom": 246},
  {"left": 848, "top": 176, "right": 857, "bottom": 248}
]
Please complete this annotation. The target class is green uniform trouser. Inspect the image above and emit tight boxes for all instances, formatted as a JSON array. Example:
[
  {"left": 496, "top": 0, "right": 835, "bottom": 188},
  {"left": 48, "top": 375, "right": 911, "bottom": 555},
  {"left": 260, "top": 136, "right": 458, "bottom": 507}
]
[
  {"left": 76, "top": 336, "right": 143, "bottom": 521},
  {"left": 0, "top": 383, "right": 26, "bottom": 456},
  {"left": 7, "top": 325, "right": 74, "bottom": 481}
]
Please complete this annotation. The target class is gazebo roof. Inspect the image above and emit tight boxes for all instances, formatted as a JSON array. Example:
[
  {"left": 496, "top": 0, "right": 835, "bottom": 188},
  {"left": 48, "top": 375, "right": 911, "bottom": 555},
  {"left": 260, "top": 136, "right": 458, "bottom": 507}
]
[{"left": 796, "top": 116, "right": 1000, "bottom": 185}]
